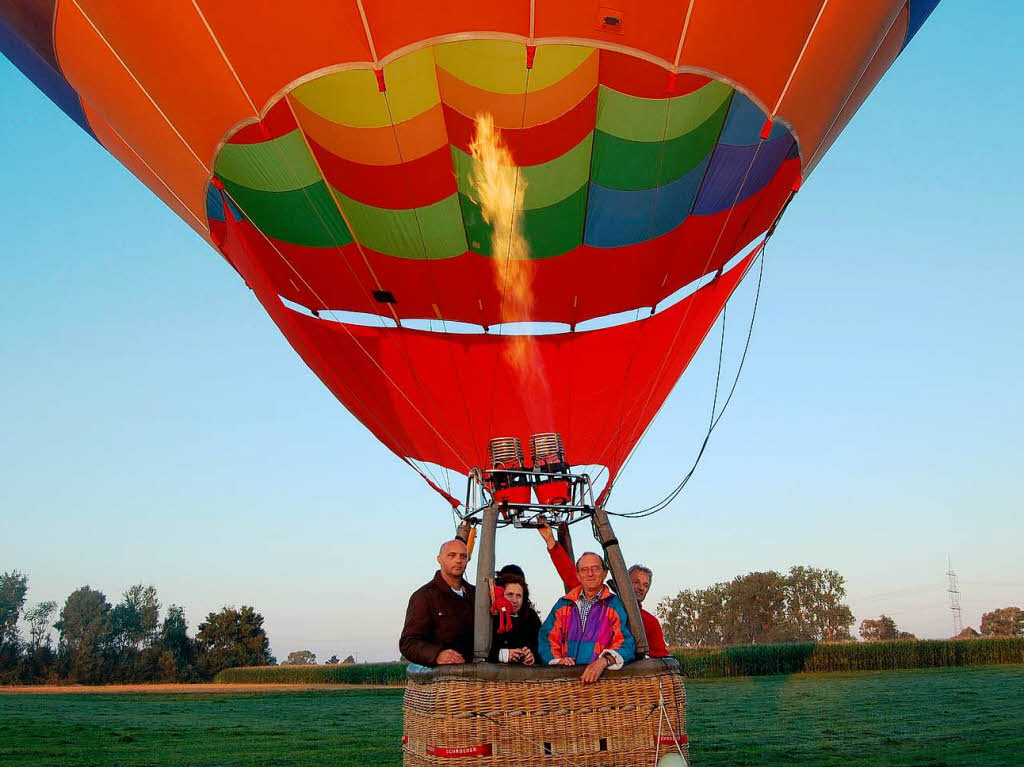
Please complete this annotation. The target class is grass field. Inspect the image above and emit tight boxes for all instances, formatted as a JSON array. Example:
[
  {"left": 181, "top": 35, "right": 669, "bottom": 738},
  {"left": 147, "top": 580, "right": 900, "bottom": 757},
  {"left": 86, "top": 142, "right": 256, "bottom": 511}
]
[{"left": 2, "top": 665, "right": 1021, "bottom": 766}]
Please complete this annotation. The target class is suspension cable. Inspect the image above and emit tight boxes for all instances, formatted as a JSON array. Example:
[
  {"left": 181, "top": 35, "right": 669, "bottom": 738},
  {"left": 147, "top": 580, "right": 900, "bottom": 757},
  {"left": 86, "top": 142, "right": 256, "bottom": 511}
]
[{"left": 606, "top": 234, "right": 769, "bottom": 518}]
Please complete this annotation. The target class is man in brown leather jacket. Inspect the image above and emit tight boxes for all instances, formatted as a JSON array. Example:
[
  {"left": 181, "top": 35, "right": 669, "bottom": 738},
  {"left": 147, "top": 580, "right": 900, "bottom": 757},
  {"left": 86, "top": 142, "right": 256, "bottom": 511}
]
[{"left": 399, "top": 539, "right": 476, "bottom": 666}]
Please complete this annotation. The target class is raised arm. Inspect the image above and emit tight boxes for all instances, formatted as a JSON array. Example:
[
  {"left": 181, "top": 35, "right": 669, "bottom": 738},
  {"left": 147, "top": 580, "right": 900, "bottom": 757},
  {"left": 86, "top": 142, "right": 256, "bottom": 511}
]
[{"left": 539, "top": 522, "right": 580, "bottom": 592}]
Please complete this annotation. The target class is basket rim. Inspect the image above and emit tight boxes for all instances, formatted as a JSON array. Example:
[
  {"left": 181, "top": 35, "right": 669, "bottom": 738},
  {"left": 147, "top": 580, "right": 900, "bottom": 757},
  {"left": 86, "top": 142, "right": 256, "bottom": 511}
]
[{"left": 406, "top": 657, "right": 681, "bottom": 684}]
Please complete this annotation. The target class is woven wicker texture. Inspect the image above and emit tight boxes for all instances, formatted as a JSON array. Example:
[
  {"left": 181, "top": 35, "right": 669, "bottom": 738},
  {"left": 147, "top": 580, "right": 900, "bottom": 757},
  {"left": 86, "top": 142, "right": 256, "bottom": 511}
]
[{"left": 403, "top": 661, "right": 688, "bottom": 767}]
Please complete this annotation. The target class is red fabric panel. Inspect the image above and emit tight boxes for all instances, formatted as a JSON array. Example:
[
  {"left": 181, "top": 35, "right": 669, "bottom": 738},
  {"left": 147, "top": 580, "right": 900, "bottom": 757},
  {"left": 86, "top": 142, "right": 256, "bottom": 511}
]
[
  {"left": 598, "top": 50, "right": 709, "bottom": 98},
  {"left": 442, "top": 88, "right": 597, "bottom": 166},
  {"left": 228, "top": 99, "right": 298, "bottom": 145},
  {"left": 220, "top": 202, "right": 752, "bottom": 480},
  {"left": 309, "top": 139, "right": 455, "bottom": 209}
]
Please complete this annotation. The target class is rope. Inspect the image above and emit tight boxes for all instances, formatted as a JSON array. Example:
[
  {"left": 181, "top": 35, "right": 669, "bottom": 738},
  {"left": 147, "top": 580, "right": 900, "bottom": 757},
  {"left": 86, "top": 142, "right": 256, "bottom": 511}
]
[
  {"left": 589, "top": 77, "right": 703, "bottom": 481},
  {"left": 601, "top": 101, "right": 780, "bottom": 505},
  {"left": 215, "top": 185, "right": 472, "bottom": 484},
  {"left": 367, "top": 96, "right": 474, "bottom": 484},
  {"left": 607, "top": 237, "right": 768, "bottom": 519}
]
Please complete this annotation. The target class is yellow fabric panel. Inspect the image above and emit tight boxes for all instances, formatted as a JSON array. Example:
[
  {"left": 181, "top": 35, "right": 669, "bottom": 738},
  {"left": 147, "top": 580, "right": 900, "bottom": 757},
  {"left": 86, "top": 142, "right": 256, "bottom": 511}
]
[
  {"left": 435, "top": 40, "right": 595, "bottom": 94},
  {"left": 437, "top": 49, "right": 597, "bottom": 129},
  {"left": 291, "top": 49, "right": 440, "bottom": 127},
  {"left": 434, "top": 39, "right": 527, "bottom": 94},
  {"left": 290, "top": 97, "right": 448, "bottom": 167}
]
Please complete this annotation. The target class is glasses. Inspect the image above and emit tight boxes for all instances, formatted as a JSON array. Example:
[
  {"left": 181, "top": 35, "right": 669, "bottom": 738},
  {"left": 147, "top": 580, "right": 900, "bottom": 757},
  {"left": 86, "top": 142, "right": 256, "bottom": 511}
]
[{"left": 579, "top": 566, "right": 605, "bottom": 575}]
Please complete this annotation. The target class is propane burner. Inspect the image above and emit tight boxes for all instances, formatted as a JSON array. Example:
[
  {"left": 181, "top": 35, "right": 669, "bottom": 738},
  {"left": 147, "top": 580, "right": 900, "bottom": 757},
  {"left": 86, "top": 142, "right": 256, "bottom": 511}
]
[
  {"left": 487, "top": 436, "right": 524, "bottom": 469},
  {"left": 486, "top": 437, "right": 531, "bottom": 504},
  {"left": 530, "top": 432, "right": 570, "bottom": 505}
]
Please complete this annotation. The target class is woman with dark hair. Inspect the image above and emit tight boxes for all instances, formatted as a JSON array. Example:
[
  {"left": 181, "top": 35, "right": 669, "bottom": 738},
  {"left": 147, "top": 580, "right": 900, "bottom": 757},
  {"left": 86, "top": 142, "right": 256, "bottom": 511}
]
[{"left": 488, "top": 567, "right": 541, "bottom": 664}]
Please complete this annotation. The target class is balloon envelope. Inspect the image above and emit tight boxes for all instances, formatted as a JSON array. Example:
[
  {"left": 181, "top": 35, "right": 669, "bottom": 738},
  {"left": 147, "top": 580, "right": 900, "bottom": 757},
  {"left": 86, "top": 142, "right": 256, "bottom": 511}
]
[{"left": 0, "top": 0, "right": 941, "bottom": 500}]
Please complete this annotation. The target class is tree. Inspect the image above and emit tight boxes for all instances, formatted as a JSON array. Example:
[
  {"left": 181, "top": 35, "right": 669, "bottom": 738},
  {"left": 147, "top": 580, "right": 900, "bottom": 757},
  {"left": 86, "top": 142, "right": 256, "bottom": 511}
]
[
  {"left": 783, "top": 566, "right": 855, "bottom": 641},
  {"left": 722, "top": 571, "right": 789, "bottom": 645},
  {"left": 0, "top": 571, "right": 28, "bottom": 647},
  {"left": 980, "top": 607, "right": 1024, "bottom": 636},
  {"left": 859, "top": 615, "right": 899, "bottom": 641},
  {"left": 55, "top": 586, "right": 112, "bottom": 683},
  {"left": 342, "top": 655, "right": 356, "bottom": 665},
  {"left": 657, "top": 584, "right": 727, "bottom": 646},
  {"left": 956, "top": 626, "right": 980, "bottom": 639},
  {"left": 110, "top": 585, "right": 160, "bottom": 656},
  {"left": 25, "top": 601, "right": 57, "bottom": 651},
  {"left": 326, "top": 655, "right": 340, "bottom": 665},
  {"left": 284, "top": 650, "right": 316, "bottom": 665},
  {"left": 157, "top": 605, "right": 197, "bottom": 681},
  {"left": 658, "top": 565, "right": 857, "bottom": 647},
  {"left": 195, "top": 606, "right": 273, "bottom": 677}
]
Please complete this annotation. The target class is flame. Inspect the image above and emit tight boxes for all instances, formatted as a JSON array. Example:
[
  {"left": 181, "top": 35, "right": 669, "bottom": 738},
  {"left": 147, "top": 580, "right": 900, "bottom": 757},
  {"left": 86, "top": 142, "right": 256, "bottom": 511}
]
[
  {"left": 469, "top": 114, "right": 532, "bottom": 323},
  {"left": 469, "top": 114, "right": 551, "bottom": 419}
]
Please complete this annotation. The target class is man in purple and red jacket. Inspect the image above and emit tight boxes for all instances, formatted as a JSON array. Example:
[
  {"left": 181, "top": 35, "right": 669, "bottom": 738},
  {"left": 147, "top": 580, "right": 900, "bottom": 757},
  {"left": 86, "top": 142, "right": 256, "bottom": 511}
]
[{"left": 538, "top": 552, "right": 635, "bottom": 684}]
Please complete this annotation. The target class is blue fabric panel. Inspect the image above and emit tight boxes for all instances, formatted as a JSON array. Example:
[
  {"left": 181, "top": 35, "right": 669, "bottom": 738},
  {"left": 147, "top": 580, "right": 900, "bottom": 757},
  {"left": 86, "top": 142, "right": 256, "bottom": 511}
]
[
  {"left": 693, "top": 134, "right": 795, "bottom": 216},
  {"left": 0, "top": 16, "right": 93, "bottom": 137},
  {"left": 716, "top": 92, "right": 787, "bottom": 146},
  {"left": 583, "top": 155, "right": 710, "bottom": 248},
  {"left": 904, "top": 0, "right": 941, "bottom": 49},
  {"left": 205, "top": 184, "right": 243, "bottom": 222}
]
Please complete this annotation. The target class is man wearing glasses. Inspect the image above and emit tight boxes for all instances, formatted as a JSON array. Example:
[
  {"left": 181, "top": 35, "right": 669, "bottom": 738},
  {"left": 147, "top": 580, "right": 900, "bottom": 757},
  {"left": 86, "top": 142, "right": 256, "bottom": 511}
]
[{"left": 538, "top": 552, "right": 635, "bottom": 684}]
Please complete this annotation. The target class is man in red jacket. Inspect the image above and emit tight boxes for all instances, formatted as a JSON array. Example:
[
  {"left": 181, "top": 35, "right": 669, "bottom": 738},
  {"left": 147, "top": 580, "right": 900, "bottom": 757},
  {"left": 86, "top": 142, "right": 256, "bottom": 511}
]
[{"left": 538, "top": 523, "right": 669, "bottom": 658}]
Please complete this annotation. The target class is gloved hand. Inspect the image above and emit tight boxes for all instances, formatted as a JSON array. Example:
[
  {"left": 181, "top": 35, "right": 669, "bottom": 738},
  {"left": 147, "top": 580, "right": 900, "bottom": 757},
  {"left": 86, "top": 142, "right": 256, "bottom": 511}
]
[{"left": 490, "top": 584, "right": 514, "bottom": 634}]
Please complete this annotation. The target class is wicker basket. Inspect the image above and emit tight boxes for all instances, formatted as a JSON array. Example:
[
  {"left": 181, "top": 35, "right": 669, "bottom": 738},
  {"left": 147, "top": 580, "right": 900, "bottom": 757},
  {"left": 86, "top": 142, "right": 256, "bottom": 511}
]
[{"left": 403, "top": 658, "right": 688, "bottom": 767}]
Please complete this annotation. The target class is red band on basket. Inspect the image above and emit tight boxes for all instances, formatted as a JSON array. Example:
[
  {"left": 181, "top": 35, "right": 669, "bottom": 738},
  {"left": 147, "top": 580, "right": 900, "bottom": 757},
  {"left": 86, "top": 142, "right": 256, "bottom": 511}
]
[
  {"left": 656, "top": 734, "right": 689, "bottom": 746},
  {"left": 427, "top": 744, "right": 493, "bottom": 758}
]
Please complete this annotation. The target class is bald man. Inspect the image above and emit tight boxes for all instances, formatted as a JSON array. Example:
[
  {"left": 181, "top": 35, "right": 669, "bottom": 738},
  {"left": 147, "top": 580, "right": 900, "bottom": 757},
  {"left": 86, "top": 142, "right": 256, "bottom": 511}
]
[{"left": 399, "top": 539, "right": 476, "bottom": 666}]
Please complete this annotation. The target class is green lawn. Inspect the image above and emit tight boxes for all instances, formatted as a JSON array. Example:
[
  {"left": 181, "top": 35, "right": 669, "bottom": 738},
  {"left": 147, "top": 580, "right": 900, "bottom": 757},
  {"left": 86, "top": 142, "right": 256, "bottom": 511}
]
[{"left": 1, "top": 665, "right": 1021, "bottom": 766}]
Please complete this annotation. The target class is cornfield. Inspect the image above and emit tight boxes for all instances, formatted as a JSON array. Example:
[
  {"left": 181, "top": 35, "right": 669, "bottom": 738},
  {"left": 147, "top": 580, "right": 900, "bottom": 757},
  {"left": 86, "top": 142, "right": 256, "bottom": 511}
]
[
  {"left": 215, "top": 662, "right": 408, "bottom": 685},
  {"left": 672, "top": 637, "right": 1024, "bottom": 678},
  {"left": 214, "top": 637, "right": 1024, "bottom": 684}
]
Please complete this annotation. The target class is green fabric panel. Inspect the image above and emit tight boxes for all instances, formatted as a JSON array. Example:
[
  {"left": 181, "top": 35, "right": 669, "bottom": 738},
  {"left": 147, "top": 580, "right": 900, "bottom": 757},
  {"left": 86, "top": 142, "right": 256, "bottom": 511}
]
[
  {"left": 596, "top": 81, "right": 732, "bottom": 143},
  {"left": 450, "top": 134, "right": 594, "bottom": 211},
  {"left": 522, "top": 133, "right": 593, "bottom": 210},
  {"left": 333, "top": 190, "right": 467, "bottom": 260},
  {"left": 523, "top": 184, "right": 587, "bottom": 258},
  {"left": 218, "top": 178, "right": 352, "bottom": 247},
  {"left": 591, "top": 96, "right": 730, "bottom": 190},
  {"left": 459, "top": 184, "right": 587, "bottom": 260},
  {"left": 214, "top": 132, "right": 320, "bottom": 193}
]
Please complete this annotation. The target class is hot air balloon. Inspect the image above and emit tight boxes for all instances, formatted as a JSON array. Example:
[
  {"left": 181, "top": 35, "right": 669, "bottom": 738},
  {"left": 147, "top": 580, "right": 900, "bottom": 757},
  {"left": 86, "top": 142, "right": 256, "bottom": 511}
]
[{"left": 1, "top": 1, "right": 941, "bottom": 765}]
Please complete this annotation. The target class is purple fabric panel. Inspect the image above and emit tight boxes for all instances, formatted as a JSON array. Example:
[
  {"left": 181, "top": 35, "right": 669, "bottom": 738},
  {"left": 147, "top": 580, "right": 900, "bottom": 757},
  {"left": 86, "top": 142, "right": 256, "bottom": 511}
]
[
  {"left": 693, "top": 134, "right": 796, "bottom": 216},
  {"left": 0, "top": 0, "right": 58, "bottom": 71}
]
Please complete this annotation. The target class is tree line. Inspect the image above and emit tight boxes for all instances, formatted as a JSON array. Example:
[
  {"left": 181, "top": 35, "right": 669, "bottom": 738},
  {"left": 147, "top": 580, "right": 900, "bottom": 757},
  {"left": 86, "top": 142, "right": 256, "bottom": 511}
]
[
  {"left": 0, "top": 571, "right": 274, "bottom": 684},
  {"left": 655, "top": 564, "right": 1023, "bottom": 646}
]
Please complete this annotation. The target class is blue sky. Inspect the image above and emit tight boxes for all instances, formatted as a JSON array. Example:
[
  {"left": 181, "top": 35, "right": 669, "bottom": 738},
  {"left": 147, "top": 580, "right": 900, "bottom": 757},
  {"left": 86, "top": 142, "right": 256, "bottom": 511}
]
[{"left": 1, "top": 4, "right": 1021, "bottom": 662}]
